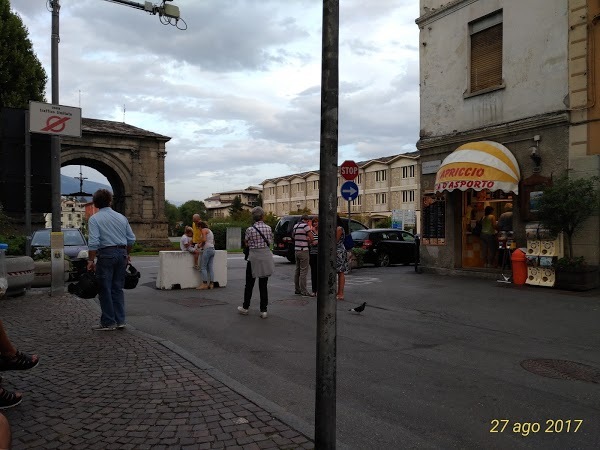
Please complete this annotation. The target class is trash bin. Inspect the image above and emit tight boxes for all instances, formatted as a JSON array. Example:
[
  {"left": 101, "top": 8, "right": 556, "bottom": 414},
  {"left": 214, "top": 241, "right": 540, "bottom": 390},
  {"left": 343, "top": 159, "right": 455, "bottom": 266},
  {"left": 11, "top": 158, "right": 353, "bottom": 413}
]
[
  {"left": 511, "top": 248, "right": 527, "bottom": 285},
  {"left": 0, "top": 243, "right": 8, "bottom": 298}
]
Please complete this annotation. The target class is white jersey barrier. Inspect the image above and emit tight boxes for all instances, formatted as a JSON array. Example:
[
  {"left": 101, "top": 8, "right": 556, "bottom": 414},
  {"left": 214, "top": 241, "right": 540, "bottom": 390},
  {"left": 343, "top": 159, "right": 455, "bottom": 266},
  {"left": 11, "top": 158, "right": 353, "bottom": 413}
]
[{"left": 156, "top": 250, "right": 227, "bottom": 289}]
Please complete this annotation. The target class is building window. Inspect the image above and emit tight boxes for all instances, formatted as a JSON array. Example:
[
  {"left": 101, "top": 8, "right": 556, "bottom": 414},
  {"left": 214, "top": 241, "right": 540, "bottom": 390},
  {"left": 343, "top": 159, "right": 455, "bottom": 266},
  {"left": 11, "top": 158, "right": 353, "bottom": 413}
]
[
  {"left": 313, "top": 180, "right": 319, "bottom": 190},
  {"left": 402, "top": 190, "right": 415, "bottom": 202},
  {"left": 270, "top": 187, "right": 275, "bottom": 195},
  {"left": 375, "top": 170, "right": 387, "bottom": 182},
  {"left": 297, "top": 183, "right": 302, "bottom": 192},
  {"left": 375, "top": 193, "right": 387, "bottom": 204},
  {"left": 283, "top": 185, "right": 287, "bottom": 194},
  {"left": 402, "top": 165, "right": 415, "bottom": 179},
  {"left": 356, "top": 174, "right": 362, "bottom": 185},
  {"left": 470, "top": 11, "right": 503, "bottom": 93},
  {"left": 351, "top": 195, "right": 362, "bottom": 206}
]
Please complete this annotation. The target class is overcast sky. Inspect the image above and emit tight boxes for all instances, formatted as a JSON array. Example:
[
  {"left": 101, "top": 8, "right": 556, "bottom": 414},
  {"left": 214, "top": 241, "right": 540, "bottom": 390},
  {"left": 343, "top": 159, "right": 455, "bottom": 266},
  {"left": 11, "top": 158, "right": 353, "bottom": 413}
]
[{"left": 12, "top": 0, "right": 420, "bottom": 205}]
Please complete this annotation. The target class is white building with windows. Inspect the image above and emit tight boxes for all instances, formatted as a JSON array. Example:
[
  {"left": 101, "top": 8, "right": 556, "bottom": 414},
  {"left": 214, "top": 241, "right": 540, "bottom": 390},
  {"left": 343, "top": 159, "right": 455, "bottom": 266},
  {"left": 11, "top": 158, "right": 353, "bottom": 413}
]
[
  {"left": 204, "top": 186, "right": 262, "bottom": 218},
  {"left": 44, "top": 198, "right": 87, "bottom": 229},
  {"left": 261, "top": 152, "right": 420, "bottom": 229}
]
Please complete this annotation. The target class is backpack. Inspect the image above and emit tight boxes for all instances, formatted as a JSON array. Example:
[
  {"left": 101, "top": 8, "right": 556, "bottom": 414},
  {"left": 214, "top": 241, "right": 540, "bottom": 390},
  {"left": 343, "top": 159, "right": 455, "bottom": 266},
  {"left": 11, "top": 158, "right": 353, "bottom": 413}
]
[
  {"left": 68, "top": 272, "right": 99, "bottom": 299},
  {"left": 343, "top": 233, "right": 355, "bottom": 250}
]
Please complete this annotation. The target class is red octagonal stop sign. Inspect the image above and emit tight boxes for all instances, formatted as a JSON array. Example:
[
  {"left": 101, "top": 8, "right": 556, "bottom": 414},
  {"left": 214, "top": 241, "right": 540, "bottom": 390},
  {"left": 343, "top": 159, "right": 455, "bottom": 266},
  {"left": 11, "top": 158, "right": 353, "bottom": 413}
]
[{"left": 340, "top": 160, "right": 359, "bottom": 180}]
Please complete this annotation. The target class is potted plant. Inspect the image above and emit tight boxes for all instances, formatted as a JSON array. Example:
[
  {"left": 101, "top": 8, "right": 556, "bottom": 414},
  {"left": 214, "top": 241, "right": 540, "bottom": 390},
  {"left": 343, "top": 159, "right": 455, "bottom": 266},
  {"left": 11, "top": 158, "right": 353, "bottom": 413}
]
[{"left": 536, "top": 175, "right": 600, "bottom": 290}]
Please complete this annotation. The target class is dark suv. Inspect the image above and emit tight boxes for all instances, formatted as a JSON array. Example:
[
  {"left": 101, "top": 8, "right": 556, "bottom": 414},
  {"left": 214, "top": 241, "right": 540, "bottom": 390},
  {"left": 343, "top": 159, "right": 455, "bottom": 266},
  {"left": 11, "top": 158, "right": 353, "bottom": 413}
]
[
  {"left": 273, "top": 215, "right": 368, "bottom": 262},
  {"left": 350, "top": 228, "right": 416, "bottom": 267}
]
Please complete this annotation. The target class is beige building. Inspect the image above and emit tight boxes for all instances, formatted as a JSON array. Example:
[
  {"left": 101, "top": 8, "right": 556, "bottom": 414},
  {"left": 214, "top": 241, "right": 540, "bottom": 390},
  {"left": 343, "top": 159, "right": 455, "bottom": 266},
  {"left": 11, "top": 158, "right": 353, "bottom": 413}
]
[
  {"left": 44, "top": 198, "right": 87, "bottom": 229},
  {"left": 261, "top": 152, "right": 420, "bottom": 229},
  {"left": 205, "top": 186, "right": 262, "bottom": 218}
]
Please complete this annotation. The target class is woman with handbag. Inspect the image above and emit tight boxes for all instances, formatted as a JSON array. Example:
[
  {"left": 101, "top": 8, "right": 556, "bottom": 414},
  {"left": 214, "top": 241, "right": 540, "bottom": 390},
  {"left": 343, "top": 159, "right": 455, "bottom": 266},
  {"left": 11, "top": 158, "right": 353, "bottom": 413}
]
[{"left": 237, "top": 207, "right": 274, "bottom": 319}]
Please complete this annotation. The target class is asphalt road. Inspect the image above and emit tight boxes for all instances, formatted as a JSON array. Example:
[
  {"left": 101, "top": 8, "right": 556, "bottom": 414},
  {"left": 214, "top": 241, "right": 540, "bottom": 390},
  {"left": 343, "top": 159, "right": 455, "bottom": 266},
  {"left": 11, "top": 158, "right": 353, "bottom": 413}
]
[{"left": 124, "top": 254, "right": 600, "bottom": 449}]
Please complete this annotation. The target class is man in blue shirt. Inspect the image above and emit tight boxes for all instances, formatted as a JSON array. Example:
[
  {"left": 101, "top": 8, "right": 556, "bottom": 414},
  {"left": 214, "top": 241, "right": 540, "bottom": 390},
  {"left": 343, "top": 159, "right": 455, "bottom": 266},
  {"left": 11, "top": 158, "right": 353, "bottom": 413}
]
[{"left": 87, "top": 189, "right": 136, "bottom": 331}]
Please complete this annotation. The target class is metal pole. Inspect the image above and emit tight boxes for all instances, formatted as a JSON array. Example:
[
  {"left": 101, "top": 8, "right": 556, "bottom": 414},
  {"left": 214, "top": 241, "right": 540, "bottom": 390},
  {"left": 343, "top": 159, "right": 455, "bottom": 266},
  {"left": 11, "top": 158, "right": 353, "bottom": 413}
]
[
  {"left": 50, "top": 0, "right": 64, "bottom": 295},
  {"left": 315, "top": 0, "right": 338, "bottom": 448},
  {"left": 24, "top": 111, "right": 31, "bottom": 257}
]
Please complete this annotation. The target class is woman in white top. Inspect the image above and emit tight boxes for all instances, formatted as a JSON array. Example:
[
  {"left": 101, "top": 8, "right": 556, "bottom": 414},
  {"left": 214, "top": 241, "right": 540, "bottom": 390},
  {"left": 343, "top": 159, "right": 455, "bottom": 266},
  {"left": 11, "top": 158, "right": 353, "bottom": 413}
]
[{"left": 197, "top": 221, "right": 216, "bottom": 290}]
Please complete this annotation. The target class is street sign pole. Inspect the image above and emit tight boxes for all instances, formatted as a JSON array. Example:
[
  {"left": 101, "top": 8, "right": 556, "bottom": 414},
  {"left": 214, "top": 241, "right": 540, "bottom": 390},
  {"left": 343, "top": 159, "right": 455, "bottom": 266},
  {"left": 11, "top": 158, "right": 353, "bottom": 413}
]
[
  {"left": 50, "top": 0, "right": 64, "bottom": 295},
  {"left": 315, "top": 1, "right": 338, "bottom": 448}
]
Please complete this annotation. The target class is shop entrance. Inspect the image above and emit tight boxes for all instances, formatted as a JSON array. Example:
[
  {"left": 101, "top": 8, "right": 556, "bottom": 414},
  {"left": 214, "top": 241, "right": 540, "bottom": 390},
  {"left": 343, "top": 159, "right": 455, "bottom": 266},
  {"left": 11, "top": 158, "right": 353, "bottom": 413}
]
[{"left": 461, "top": 189, "right": 514, "bottom": 268}]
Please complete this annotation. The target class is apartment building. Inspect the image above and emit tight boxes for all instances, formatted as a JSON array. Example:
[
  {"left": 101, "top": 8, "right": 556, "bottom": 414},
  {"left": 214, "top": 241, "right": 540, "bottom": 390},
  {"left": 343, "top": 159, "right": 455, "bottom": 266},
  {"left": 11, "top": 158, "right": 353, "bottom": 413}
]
[
  {"left": 44, "top": 198, "right": 87, "bottom": 229},
  {"left": 204, "top": 186, "right": 262, "bottom": 218},
  {"left": 261, "top": 152, "right": 420, "bottom": 229},
  {"left": 416, "top": 0, "right": 599, "bottom": 271}
]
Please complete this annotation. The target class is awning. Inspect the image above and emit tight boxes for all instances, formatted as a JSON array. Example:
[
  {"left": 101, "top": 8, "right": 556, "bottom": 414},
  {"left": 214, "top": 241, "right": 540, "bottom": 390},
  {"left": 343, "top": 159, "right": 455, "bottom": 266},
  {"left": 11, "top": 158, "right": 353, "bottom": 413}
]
[{"left": 434, "top": 141, "right": 520, "bottom": 194}]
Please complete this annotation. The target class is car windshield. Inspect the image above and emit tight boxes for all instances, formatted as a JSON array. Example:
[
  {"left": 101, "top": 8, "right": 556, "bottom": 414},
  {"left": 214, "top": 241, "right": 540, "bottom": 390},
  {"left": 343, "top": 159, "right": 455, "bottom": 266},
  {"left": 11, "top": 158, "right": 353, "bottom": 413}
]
[{"left": 31, "top": 230, "right": 86, "bottom": 246}]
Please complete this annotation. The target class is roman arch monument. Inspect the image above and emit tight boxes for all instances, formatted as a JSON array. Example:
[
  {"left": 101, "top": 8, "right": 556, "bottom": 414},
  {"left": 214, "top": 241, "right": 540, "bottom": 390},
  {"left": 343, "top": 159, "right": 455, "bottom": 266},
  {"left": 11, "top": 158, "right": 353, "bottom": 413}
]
[{"left": 61, "top": 118, "right": 170, "bottom": 246}]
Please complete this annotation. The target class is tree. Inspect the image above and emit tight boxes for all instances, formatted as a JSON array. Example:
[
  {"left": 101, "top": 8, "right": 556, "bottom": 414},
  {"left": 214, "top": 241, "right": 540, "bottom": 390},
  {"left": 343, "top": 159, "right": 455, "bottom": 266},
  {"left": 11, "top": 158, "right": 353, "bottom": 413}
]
[
  {"left": 0, "top": 0, "right": 47, "bottom": 109},
  {"left": 256, "top": 194, "right": 263, "bottom": 207},
  {"left": 178, "top": 200, "right": 207, "bottom": 225},
  {"left": 164, "top": 200, "right": 180, "bottom": 236},
  {"left": 228, "top": 195, "right": 244, "bottom": 220},
  {"left": 537, "top": 175, "right": 600, "bottom": 259}
]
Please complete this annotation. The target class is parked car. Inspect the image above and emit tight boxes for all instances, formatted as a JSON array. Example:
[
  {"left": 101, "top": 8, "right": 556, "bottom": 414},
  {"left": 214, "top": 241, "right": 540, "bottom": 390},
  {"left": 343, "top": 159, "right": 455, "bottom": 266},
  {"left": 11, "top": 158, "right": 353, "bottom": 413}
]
[
  {"left": 273, "top": 215, "right": 368, "bottom": 262},
  {"left": 350, "top": 228, "right": 416, "bottom": 267},
  {"left": 30, "top": 228, "right": 88, "bottom": 279}
]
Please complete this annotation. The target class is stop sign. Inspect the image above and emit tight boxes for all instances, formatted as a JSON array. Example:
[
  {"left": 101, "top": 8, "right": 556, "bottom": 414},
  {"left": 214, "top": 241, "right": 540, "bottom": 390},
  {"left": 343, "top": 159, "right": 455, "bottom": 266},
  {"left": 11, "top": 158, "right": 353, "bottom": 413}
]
[{"left": 340, "top": 160, "right": 359, "bottom": 180}]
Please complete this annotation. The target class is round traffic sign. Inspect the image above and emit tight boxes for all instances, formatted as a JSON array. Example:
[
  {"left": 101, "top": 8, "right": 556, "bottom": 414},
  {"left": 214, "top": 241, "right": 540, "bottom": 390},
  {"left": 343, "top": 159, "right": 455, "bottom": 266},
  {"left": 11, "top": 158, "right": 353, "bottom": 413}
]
[
  {"left": 340, "top": 181, "right": 359, "bottom": 201},
  {"left": 340, "top": 160, "right": 359, "bottom": 180}
]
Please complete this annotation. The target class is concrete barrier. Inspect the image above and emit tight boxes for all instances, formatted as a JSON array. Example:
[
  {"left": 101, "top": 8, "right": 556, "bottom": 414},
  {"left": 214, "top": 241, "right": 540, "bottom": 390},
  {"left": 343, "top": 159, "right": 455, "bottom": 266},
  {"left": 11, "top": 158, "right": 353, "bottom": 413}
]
[{"left": 156, "top": 250, "right": 227, "bottom": 290}]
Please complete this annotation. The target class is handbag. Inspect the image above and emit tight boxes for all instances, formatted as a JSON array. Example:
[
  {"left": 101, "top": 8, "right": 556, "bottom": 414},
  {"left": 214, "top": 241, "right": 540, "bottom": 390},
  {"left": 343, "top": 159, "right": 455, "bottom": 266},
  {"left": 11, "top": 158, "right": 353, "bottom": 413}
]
[{"left": 124, "top": 264, "right": 141, "bottom": 289}]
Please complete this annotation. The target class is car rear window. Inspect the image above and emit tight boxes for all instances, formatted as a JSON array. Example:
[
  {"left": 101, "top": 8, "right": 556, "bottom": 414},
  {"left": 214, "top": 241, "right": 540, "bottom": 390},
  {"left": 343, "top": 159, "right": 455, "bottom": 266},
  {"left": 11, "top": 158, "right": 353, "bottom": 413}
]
[
  {"left": 351, "top": 230, "right": 369, "bottom": 240},
  {"left": 274, "top": 219, "right": 293, "bottom": 234}
]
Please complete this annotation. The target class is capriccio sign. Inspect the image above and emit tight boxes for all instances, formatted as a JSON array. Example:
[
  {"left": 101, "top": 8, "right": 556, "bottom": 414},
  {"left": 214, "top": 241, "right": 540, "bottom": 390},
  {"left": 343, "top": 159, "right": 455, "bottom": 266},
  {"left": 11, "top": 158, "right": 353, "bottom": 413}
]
[{"left": 437, "top": 167, "right": 485, "bottom": 178}]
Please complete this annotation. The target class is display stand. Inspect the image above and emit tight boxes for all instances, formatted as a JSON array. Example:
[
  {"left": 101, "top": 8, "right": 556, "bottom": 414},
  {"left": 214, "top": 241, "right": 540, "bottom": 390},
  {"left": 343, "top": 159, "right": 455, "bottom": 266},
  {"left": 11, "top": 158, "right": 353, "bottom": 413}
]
[{"left": 524, "top": 223, "right": 563, "bottom": 287}]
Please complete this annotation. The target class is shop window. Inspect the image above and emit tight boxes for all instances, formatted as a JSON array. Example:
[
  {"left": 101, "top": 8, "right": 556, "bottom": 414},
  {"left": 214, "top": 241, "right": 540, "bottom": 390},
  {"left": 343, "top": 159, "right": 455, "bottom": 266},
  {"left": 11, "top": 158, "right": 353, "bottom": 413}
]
[{"left": 469, "top": 11, "right": 503, "bottom": 94}]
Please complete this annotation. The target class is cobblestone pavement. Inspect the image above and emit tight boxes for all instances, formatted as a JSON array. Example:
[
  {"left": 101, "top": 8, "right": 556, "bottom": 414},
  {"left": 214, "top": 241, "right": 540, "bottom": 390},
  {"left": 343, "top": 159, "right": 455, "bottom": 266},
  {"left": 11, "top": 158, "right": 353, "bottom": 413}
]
[{"left": 0, "top": 292, "right": 314, "bottom": 449}]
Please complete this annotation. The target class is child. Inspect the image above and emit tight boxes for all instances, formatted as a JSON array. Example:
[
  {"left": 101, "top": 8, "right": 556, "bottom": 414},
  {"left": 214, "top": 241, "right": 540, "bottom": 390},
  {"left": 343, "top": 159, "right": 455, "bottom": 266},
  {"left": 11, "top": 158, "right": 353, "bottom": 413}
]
[{"left": 180, "top": 226, "right": 199, "bottom": 268}]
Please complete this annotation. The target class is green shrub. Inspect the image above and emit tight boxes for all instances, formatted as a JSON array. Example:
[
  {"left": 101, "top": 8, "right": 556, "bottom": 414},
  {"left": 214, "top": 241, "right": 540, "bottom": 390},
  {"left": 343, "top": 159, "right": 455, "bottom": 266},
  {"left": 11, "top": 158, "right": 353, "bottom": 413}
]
[
  {"left": 352, "top": 247, "right": 367, "bottom": 267},
  {"left": 0, "top": 235, "right": 26, "bottom": 256}
]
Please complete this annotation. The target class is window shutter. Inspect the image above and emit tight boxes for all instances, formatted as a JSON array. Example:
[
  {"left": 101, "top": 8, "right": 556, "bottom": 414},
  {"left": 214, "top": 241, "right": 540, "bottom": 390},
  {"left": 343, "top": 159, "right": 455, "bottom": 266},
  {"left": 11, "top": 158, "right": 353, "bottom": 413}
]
[{"left": 470, "top": 23, "right": 502, "bottom": 92}]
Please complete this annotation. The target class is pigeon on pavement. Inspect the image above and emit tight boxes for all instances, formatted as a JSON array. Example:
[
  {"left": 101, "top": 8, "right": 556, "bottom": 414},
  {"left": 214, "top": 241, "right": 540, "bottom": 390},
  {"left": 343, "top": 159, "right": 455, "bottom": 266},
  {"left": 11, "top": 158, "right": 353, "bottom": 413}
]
[{"left": 349, "top": 302, "right": 366, "bottom": 313}]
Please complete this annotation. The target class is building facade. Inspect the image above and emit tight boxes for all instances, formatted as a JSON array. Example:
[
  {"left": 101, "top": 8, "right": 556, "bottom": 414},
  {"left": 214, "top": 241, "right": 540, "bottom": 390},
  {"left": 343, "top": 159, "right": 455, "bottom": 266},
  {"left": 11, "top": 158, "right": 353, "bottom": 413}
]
[
  {"left": 261, "top": 153, "right": 420, "bottom": 230},
  {"left": 204, "top": 186, "right": 262, "bottom": 218},
  {"left": 416, "top": 0, "right": 599, "bottom": 272},
  {"left": 44, "top": 198, "right": 87, "bottom": 229}
]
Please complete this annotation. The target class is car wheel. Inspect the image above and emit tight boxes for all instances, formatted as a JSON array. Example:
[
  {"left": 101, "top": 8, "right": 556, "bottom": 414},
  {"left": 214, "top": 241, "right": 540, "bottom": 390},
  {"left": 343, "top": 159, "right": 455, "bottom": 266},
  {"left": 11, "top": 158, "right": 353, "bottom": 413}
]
[{"left": 376, "top": 252, "right": 390, "bottom": 267}]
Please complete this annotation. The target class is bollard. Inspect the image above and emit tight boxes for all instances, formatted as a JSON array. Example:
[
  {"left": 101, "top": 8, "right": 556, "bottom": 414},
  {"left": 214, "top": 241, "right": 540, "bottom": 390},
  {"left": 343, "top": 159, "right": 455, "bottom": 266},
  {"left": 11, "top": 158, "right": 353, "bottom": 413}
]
[{"left": 511, "top": 248, "right": 527, "bottom": 285}]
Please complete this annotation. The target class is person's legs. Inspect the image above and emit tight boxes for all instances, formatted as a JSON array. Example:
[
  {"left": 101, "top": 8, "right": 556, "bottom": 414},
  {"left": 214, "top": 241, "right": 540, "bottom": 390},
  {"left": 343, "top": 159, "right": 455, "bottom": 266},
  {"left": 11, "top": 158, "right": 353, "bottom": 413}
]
[
  {"left": 336, "top": 272, "right": 345, "bottom": 299},
  {"left": 95, "top": 252, "right": 117, "bottom": 326},
  {"left": 298, "top": 251, "right": 309, "bottom": 294},
  {"left": 200, "top": 249, "right": 210, "bottom": 283},
  {"left": 206, "top": 248, "right": 215, "bottom": 282},
  {"left": 243, "top": 262, "right": 255, "bottom": 310},
  {"left": 0, "top": 412, "right": 11, "bottom": 449},
  {"left": 309, "top": 253, "right": 318, "bottom": 294},
  {"left": 294, "top": 253, "right": 301, "bottom": 292},
  {"left": 258, "top": 277, "right": 269, "bottom": 312},
  {"left": 111, "top": 251, "right": 127, "bottom": 326},
  {"left": 0, "top": 321, "right": 16, "bottom": 356}
]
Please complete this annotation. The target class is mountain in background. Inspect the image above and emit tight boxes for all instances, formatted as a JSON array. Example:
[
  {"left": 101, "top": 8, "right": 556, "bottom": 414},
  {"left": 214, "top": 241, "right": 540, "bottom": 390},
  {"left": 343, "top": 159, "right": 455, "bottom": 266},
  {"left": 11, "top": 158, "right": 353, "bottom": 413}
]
[{"left": 61, "top": 175, "right": 111, "bottom": 200}]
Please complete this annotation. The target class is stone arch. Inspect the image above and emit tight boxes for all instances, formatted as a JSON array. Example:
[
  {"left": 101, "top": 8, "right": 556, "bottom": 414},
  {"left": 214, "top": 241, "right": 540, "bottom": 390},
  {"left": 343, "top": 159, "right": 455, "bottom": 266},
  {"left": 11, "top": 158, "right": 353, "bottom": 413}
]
[{"left": 60, "top": 119, "right": 170, "bottom": 246}]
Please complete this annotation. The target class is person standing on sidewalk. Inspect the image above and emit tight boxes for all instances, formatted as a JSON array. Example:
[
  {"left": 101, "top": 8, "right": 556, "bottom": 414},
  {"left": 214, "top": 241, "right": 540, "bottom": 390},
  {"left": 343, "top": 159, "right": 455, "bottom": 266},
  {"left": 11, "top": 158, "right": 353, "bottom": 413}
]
[
  {"left": 191, "top": 213, "right": 205, "bottom": 269},
  {"left": 292, "top": 215, "right": 314, "bottom": 297},
  {"left": 309, "top": 217, "right": 319, "bottom": 296},
  {"left": 238, "top": 207, "right": 274, "bottom": 319},
  {"left": 197, "top": 221, "right": 215, "bottom": 290},
  {"left": 87, "top": 189, "right": 136, "bottom": 331}
]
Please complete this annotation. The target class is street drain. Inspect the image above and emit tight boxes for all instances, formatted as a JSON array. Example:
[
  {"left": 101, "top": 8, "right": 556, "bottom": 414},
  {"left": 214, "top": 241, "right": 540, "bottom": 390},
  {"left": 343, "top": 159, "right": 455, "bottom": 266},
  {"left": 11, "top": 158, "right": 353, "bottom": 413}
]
[{"left": 520, "top": 359, "right": 600, "bottom": 383}]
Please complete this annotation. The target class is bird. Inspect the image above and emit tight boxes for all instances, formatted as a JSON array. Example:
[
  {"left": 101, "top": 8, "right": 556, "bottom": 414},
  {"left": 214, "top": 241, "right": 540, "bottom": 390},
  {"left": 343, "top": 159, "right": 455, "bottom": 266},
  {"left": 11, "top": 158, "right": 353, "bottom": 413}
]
[{"left": 349, "top": 302, "right": 366, "bottom": 313}]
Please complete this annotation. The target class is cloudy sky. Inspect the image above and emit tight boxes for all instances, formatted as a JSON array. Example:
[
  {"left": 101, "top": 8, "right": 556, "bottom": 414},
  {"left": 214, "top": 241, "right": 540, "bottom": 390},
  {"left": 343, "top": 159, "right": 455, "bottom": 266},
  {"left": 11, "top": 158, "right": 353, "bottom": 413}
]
[{"left": 12, "top": 0, "right": 420, "bottom": 205}]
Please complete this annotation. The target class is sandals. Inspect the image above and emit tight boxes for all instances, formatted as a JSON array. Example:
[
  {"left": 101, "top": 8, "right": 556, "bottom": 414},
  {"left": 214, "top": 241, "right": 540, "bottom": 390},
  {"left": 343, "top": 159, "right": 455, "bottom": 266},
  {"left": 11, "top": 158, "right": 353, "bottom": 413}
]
[
  {"left": 0, "top": 387, "right": 22, "bottom": 410},
  {"left": 0, "top": 351, "right": 40, "bottom": 371}
]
